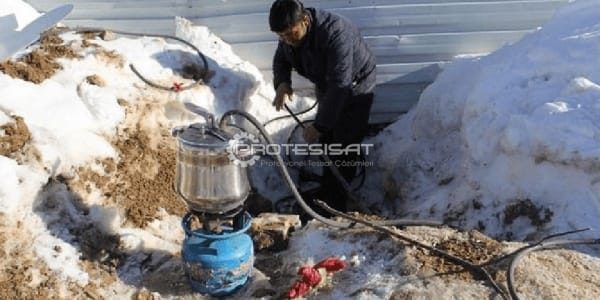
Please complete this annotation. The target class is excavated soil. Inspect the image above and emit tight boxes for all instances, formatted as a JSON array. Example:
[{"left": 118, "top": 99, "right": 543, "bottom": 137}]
[
  {"left": 111, "top": 120, "right": 186, "bottom": 227},
  {"left": 503, "top": 198, "right": 553, "bottom": 227},
  {"left": 79, "top": 33, "right": 126, "bottom": 68},
  {"left": 0, "top": 225, "right": 102, "bottom": 300},
  {"left": 513, "top": 249, "right": 600, "bottom": 298},
  {"left": 0, "top": 115, "right": 40, "bottom": 164},
  {"left": 49, "top": 37, "right": 187, "bottom": 228},
  {"left": 0, "top": 116, "right": 30, "bottom": 156},
  {"left": 73, "top": 101, "right": 186, "bottom": 228},
  {"left": 0, "top": 33, "right": 81, "bottom": 83},
  {"left": 412, "top": 230, "right": 505, "bottom": 281},
  {"left": 0, "top": 33, "right": 185, "bottom": 227},
  {"left": 94, "top": 49, "right": 125, "bottom": 68},
  {"left": 85, "top": 74, "right": 106, "bottom": 87}
]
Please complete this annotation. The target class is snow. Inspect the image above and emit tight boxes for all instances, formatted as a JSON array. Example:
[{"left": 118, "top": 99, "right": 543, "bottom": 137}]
[
  {"left": 0, "top": 156, "right": 25, "bottom": 213},
  {"left": 1, "top": 0, "right": 600, "bottom": 299},
  {"left": 0, "top": 110, "right": 11, "bottom": 127},
  {"left": 363, "top": 0, "right": 600, "bottom": 242},
  {"left": 1, "top": 76, "right": 120, "bottom": 173}
]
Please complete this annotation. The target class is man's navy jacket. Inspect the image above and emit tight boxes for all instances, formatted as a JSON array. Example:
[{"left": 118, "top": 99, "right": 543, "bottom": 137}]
[{"left": 272, "top": 7, "right": 376, "bottom": 133}]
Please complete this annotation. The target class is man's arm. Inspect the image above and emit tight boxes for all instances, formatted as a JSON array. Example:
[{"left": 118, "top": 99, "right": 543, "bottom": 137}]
[
  {"left": 313, "top": 29, "right": 353, "bottom": 134},
  {"left": 272, "top": 42, "right": 292, "bottom": 89}
]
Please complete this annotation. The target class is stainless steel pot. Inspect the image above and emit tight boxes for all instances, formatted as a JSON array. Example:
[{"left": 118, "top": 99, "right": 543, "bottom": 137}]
[{"left": 173, "top": 111, "right": 250, "bottom": 214}]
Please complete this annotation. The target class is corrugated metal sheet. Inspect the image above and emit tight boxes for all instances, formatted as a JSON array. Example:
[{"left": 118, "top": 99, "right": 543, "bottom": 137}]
[{"left": 26, "top": 0, "right": 569, "bottom": 122}]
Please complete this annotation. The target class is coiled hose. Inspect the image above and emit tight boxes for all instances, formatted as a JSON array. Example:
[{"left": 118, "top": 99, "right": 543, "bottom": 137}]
[{"left": 72, "top": 27, "right": 209, "bottom": 92}]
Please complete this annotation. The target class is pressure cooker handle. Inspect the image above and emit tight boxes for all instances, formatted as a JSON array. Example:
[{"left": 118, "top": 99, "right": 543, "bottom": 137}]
[{"left": 184, "top": 102, "right": 215, "bottom": 127}]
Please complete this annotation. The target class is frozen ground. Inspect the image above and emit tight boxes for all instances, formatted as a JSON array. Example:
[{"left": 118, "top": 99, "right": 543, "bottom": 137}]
[{"left": 1, "top": 0, "right": 599, "bottom": 299}]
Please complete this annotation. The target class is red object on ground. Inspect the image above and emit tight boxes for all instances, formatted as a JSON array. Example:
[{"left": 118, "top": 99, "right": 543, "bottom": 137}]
[
  {"left": 288, "top": 257, "right": 347, "bottom": 298},
  {"left": 172, "top": 82, "right": 183, "bottom": 92},
  {"left": 315, "top": 257, "right": 346, "bottom": 273},
  {"left": 298, "top": 266, "right": 322, "bottom": 287},
  {"left": 288, "top": 281, "right": 311, "bottom": 298}
]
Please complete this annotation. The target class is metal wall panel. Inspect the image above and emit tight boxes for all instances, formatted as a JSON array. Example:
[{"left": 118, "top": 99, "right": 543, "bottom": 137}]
[{"left": 26, "top": 0, "right": 569, "bottom": 121}]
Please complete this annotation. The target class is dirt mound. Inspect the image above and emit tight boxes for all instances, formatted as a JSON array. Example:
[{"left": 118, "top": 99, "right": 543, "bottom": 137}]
[
  {"left": 73, "top": 100, "right": 186, "bottom": 228},
  {"left": 111, "top": 120, "right": 186, "bottom": 227},
  {"left": 0, "top": 261, "right": 59, "bottom": 299},
  {"left": 504, "top": 198, "right": 553, "bottom": 227},
  {"left": 0, "top": 227, "right": 60, "bottom": 299},
  {"left": 44, "top": 35, "right": 188, "bottom": 228},
  {"left": 85, "top": 74, "right": 106, "bottom": 87},
  {"left": 0, "top": 115, "right": 39, "bottom": 164},
  {"left": 413, "top": 230, "right": 505, "bottom": 281},
  {"left": 0, "top": 228, "right": 104, "bottom": 300},
  {"left": 0, "top": 33, "right": 81, "bottom": 83},
  {"left": 0, "top": 116, "right": 30, "bottom": 156},
  {"left": 513, "top": 249, "right": 600, "bottom": 298}
]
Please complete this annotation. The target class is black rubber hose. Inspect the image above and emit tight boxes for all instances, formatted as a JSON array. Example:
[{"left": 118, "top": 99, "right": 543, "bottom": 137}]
[
  {"left": 263, "top": 100, "right": 318, "bottom": 128},
  {"left": 219, "top": 109, "right": 444, "bottom": 228},
  {"left": 72, "top": 27, "right": 209, "bottom": 92},
  {"left": 316, "top": 200, "right": 509, "bottom": 300}
]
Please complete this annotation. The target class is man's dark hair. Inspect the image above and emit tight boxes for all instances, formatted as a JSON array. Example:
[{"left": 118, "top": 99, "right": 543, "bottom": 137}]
[{"left": 269, "top": 0, "right": 306, "bottom": 32}]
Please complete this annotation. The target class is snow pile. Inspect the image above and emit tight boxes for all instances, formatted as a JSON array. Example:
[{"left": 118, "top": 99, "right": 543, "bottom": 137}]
[{"left": 366, "top": 0, "right": 600, "bottom": 241}]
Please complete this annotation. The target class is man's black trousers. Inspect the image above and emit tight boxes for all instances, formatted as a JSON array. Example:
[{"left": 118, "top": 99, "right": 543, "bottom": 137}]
[{"left": 316, "top": 91, "right": 374, "bottom": 215}]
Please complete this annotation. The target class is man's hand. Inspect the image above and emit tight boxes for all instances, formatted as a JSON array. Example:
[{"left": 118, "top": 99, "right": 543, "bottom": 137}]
[
  {"left": 273, "top": 82, "right": 293, "bottom": 111},
  {"left": 303, "top": 125, "right": 321, "bottom": 144}
]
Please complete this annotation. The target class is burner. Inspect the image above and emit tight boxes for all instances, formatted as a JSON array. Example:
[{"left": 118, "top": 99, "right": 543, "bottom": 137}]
[{"left": 188, "top": 206, "right": 245, "bottom": 233}]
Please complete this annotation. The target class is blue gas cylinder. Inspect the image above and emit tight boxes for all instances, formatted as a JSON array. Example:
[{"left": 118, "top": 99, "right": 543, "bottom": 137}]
[{"left": 181, "top": 212, "right": 254, "bottom": 297}]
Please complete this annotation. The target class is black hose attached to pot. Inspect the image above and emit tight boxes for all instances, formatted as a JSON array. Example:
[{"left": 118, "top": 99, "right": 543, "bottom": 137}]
[
  {"left": 219, "top": 109, "right": 443, "bottom": 228},
  {"left": 263, "top": 100, "right": 318, "bottom": 128}
]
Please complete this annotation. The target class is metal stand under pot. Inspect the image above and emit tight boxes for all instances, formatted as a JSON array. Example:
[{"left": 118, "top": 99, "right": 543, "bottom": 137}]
[{"left": 172, "top": 104, "right": 253, "bottom": 296}]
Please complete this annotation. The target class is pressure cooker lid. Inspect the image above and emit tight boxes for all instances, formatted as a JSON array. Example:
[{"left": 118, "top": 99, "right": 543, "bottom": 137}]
[{"left": 176, "top": 123, "right": 232, "bottom": 150}]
